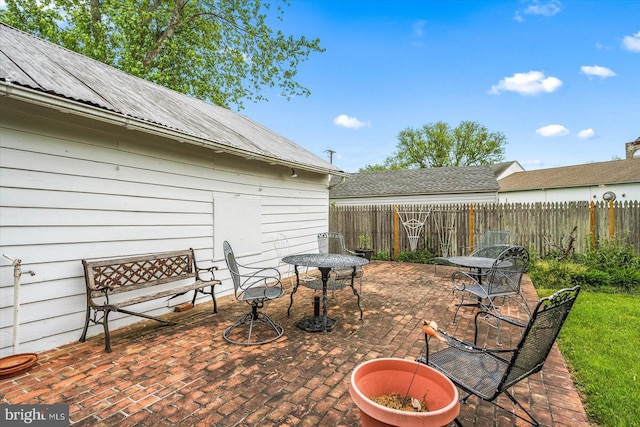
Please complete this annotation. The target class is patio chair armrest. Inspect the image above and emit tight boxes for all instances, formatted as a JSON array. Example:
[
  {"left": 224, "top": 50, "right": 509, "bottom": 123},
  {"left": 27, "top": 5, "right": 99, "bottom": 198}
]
[
  {"left": 451, "top": 269, "right": 486, "bottom": 290},
  {"left": 472, "top": 309, "right": 526, "bottom": 344},
  {"left": 345, "top": 248, "right": 365, "bottom": 257},
  {"left": 438, "top": 329, "right": 516, "bottom": 358},
  {"left": 475, "top": 309, "right": 526, "bottom": 328},
  {"left": 238, "top": 267, "right": 283, "bottom": 291}
]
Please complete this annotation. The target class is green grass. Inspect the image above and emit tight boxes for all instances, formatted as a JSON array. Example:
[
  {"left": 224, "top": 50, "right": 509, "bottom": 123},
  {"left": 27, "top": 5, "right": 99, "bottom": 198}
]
[{"left": 537, "top": 289, "right": 640, "bottom": 427}]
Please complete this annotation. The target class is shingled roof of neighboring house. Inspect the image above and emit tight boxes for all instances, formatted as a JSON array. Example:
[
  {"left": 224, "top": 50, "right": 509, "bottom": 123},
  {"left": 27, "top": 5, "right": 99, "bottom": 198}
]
[
  {"left": 499, "top": 158, "right": 640, "bottom": 191},
  {"left": 0, "top": 23, "right": 341, "bottom": 176},
  {"left": 329, "top": 165, "right": 499, "bottom": 198},
  {"left": 490, "top": 161, "right": 524, "bottom": 179}
]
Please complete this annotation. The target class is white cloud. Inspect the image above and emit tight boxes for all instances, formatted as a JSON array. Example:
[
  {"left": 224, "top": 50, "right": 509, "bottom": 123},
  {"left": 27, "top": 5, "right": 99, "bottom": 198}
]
[
  {"left": 488, "top": 71, "right": 562, "bottom": 96},
  {"left": 536, "top": 124, "right": 569, "bottom": 137},
  {"left": 622, "top": 31, "right": 640, "bottom": 52},
  {"left": 515, "top": 0, "right": 561, "bottom": 21},
  {"left": 524, "top": 0, "right": 562, "bottom": 16},
  {"left": 580, "top": 65, "right": 616, "bottom": 78},
  {"left": 412, "top": 20, "right": 427, "bottom": 38},
  {"left": 333, "top": 114, "right": 370, "bottom": 129},
  {"left": 577, "top": 128, "right": 595, "bottom": 139}
]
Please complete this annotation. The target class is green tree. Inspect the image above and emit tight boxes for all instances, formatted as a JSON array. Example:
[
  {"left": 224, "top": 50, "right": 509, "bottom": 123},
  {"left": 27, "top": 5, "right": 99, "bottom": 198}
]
[
  {"left": 1, "top": 0, "right": 324, "bottom": 110},
  {"left": 360, "top": 120, "right": 506, "bottom": 171}
]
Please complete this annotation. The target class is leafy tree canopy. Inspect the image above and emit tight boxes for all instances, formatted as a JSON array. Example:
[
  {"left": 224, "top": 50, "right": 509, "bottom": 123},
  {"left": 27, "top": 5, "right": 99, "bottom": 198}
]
[
  {"left": 360, "top": 120, "right": 506, "bottom": 171},
  {"left": 0, "top": 0, "right": 324, "bottom": 110}
]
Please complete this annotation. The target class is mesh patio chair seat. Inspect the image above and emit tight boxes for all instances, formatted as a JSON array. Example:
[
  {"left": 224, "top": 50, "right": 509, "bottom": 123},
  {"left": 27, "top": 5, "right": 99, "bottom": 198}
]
[
  {"left": 452, "top": 245, "right": 530, "bottom": 344},
  {"left": 222, "top": 241, "right": 285, "bottom": 345},
  {"left": 418, "top": 285, "right": 581, "bottom": 426}
]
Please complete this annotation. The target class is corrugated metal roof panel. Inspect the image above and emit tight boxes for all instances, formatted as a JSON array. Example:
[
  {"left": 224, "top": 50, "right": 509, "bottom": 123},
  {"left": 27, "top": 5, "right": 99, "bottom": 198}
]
[
  {"left": 0, "top": 28, "right": 115, "bottom": 110},
  {"left": 0, "top": 23, "right": 341, "bottom": 174}
]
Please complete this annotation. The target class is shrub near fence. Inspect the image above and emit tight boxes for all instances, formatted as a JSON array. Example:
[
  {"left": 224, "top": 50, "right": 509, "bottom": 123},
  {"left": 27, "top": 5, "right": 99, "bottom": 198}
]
[{"left": 329, "top": 201, "right": 640, "bottom": 259}]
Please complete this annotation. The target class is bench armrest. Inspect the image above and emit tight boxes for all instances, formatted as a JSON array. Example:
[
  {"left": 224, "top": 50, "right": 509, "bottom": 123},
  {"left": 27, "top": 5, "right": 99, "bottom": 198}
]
[{"left": 195, "top": 265, "right": 219, "bottom": 282}]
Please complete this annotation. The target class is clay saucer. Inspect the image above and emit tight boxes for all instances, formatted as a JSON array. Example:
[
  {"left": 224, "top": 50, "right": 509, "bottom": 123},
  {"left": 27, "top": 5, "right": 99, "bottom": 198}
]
[{"left": 0, "top": 353, "right": 38, "bottom": 376}]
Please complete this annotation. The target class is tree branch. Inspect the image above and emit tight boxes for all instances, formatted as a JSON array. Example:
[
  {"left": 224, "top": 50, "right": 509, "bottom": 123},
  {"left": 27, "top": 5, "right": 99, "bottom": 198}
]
[{"left": 143, "top": 0, "right": 188, "bottom": 67}]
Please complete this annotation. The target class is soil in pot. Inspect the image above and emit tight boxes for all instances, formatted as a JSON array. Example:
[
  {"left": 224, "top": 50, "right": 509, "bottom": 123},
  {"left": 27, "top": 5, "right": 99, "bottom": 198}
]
[{"left": 371, "top": 393, "right": 430, "bottom": 412}]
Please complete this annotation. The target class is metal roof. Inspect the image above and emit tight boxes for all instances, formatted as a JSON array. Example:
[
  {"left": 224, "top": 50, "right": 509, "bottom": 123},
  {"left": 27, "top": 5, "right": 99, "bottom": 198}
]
[
  {"left": 329, "top": 165, "right": 499, "bottom": 198},
  {"left": 499, "top": 158, "right": 640, "bottom": 191},
  {"left": 0, "top": 23, "right": 342, "bottom": 176}
]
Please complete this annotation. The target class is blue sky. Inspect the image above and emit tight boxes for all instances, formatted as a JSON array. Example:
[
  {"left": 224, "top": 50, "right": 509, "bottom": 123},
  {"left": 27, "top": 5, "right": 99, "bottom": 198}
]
[{"left": 241, "top": 0, "right": 640, "bottom": 172}]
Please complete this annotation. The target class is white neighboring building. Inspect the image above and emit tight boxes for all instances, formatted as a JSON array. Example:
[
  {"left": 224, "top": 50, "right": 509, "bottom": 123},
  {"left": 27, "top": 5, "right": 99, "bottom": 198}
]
[
  {"left": 0, "top": 24, "right": 343, "bottom": 355},
  {"left": 498, "top": 156, "right": 640, "bottom": 203},
  {"left": 490, "top": 161, "right": 525, "bottom": 180}
]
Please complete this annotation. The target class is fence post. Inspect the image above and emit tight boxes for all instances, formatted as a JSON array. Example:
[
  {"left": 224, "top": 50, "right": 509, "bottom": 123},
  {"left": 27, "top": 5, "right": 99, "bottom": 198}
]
[
  {"left": 590, "top": 200, "right": 596, "bottom": 249},
  {"left": 394, "top": 205, "right": 399, "bottom": 259},
  {"left": 469, "top": 203, "right": 475, "bottom": 253},
  {"left": 608, "top": 201, "right": 615, "bottom": 238}
]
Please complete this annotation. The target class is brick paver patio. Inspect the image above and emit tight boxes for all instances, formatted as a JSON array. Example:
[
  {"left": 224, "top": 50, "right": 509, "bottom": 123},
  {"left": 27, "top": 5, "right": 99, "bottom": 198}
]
[{"left": 0, "top": 261, "right": 589, "bottom": 426}]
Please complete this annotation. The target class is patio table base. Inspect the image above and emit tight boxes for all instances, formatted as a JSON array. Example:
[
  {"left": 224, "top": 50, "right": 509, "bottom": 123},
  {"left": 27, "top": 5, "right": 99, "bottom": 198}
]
[{"left": 296, "top": 316, "right": 337, "bottom": 332}]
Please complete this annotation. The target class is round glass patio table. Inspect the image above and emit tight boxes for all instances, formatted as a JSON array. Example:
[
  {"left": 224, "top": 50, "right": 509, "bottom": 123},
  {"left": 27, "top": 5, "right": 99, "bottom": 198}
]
[{"left": 282, "top": 253, "right": 368, "bottom": 332}]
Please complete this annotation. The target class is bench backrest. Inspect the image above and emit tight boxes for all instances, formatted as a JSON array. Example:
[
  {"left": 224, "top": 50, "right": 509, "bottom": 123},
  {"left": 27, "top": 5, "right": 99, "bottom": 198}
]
[{"left": 83, "top": 249, "right": 196, "bottom": 295}]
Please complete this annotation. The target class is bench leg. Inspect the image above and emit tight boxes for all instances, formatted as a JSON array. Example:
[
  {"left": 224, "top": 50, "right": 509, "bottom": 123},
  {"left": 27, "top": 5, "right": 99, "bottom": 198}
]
[
  {"left": 191, "top": 286, "right": 218, "bottom": 313},
  {"left": 103, "top": 309, "right": 113, "bottom": 353},
  {"left": 79, "top": 305, "right": 92, "bottom": 343},
  {"left": 210, "top": 285, "right": 217, "bottom": 313}
]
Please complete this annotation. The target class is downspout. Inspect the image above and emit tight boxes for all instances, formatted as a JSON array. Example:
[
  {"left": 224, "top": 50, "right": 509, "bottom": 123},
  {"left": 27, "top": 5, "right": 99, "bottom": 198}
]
[{"left": 328, "top": 175, "right": 346, "bottom": 190}]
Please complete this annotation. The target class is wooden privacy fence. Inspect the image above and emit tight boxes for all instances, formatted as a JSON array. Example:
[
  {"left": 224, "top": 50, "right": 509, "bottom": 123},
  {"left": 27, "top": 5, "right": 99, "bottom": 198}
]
[{"left": 329, "top": 201, "right": 640, "bottom": 259}]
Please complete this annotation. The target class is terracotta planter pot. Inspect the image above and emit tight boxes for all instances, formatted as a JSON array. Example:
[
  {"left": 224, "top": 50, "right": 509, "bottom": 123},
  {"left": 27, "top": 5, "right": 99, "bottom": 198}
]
[{"left": 349, "top": 358, "right": 459, "bottom": 427}]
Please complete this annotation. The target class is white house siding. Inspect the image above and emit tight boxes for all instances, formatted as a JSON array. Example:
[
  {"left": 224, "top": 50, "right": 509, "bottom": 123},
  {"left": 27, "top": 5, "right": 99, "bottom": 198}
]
[
  {"left": 0, "top": 98, "right": 329, "bottom": 356},
  {"left": 331, "top": 192, "right": 498, "bottom": 206},
  {"left": 499, "top": 183, "right": 640, "bottom": 204}
]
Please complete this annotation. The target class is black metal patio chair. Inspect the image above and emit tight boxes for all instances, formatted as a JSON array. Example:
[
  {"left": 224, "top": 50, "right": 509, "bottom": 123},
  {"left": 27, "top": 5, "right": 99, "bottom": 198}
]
[
  {"left": 456, "top": 230, "right": 511, "bottom": 257},
  {"left": 222, "top": 241, "right": 285, "bottom": 345},
  {"left": 452, "top": 245, "right": 531, "bottom": 344},
  {"left": 418, "top": 285, "right": 581, "bottom": 426}
]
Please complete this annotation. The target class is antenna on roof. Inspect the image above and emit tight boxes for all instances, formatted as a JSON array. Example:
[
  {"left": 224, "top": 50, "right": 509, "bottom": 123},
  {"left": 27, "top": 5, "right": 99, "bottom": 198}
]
[{"left": 324, "top": 149, "right": 335, "bottom": 164}]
